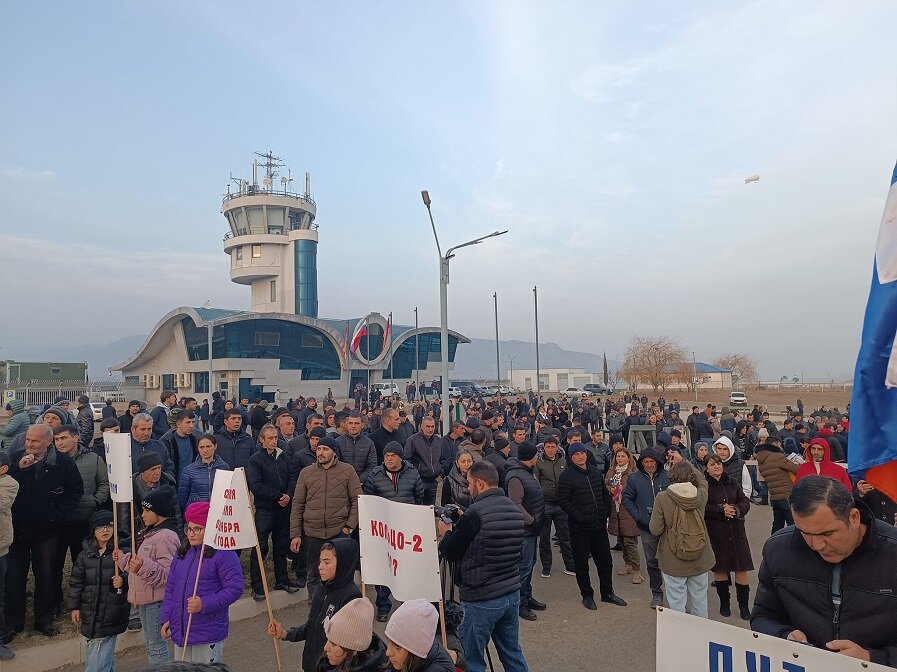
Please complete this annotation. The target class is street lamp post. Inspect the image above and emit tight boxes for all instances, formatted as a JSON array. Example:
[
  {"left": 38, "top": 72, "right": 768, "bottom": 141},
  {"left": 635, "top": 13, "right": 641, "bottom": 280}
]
[
  {"left": 422, "top": 190, "right": 508, "bottom": 433},
  {"left": 494, "top": 292, "right": 501, "bottom": 399},
  {"left": 533, "top": 286, "right": 541, "bottom": 398},
  {"left": 507, "top": 354, "right": 518, "bottom": 392}
]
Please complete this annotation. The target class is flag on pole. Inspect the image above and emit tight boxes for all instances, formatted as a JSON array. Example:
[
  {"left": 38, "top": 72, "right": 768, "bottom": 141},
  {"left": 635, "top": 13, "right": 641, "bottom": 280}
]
[
  {"left": 203, "top": 468, "right": 259, "bottom": 550},
  {"left": 848, "top": 161, "right": 897, "bottom": 501},
  {"left": 603, "top": 352, "right": 609, "bottom": 386},
  {"left": 382, "top": 313, "right": 392, "bottom": 350},
  {"left": 343, "top": 320, "right": 350, "bottom": 360},
  {"left": 350, "top": 320, "right": 369, "bottom": 355},
  {"left": 104, "top": 433, "right": 133, "bottom": 503}
]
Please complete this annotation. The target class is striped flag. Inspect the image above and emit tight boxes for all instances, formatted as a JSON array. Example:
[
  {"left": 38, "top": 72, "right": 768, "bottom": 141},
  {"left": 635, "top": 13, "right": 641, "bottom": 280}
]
[
  {"left": 848, "top": 161, "right": 897, "bottom": 501},
  {"left": 343, "top": 320, "right": 350, "bottom": 359},
  {"left": 350, "top": 320, "right": 369, "bottom": 355},
  {"left": 382, "top": 313, "right": 392, "bottom": 350}
]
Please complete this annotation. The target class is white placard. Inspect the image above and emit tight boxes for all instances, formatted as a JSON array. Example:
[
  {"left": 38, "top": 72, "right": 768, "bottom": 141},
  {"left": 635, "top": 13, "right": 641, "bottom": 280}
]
[
  {"left": 203, "top": 468, "right": 258, "bottom": 550},
  {"left": 358, "top": 495, "right": 441, "bottom": 602},
  {"left": 104, "top": 433, "right": 133, "bottom": 503},
  {"left": 656, "top": 606, "right": 891, "bottom": 672}
]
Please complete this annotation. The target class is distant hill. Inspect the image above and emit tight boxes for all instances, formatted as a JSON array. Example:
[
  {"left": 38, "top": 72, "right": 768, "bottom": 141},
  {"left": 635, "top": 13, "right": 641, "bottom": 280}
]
[{"left": 10, "top": 333, "right": 610, "bottom": 381}]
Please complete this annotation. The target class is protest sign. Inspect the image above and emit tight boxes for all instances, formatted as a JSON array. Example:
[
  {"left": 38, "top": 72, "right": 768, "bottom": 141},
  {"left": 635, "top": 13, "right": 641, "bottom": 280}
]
[
  {"left": 656, "top": 607, "right": 890, "bottom": 672},
  {"left": 203, "top": 468, "right": 258, "bottom": 550},
  {"left": 104, "top": 433, "right": 133, "bottom": 503},
  {"left": 358, "top": 495, "right": 441, "bottom": 602}
]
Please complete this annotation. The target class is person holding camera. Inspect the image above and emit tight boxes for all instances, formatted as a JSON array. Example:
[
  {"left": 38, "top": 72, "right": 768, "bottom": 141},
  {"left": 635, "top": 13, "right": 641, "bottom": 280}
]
[{"left": 437, "top": 460, "right": 528, "bottom": 672}]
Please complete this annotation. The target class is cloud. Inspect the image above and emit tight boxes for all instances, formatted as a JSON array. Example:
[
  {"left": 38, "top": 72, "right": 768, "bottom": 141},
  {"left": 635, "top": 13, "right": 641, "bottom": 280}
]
[{"left": 0, "top": 165, "right": 56, "bottom": 180}]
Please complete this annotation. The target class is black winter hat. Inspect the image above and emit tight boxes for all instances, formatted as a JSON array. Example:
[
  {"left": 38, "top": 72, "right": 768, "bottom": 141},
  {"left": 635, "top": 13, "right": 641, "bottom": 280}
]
[
  {"left": 309, "top": 426, "right": 327, "bottom": 439},
  {"left": 89, "top": 510, "right": 114, "bottom": 531},
  {"left": 137, "top": 451, "right": 163, "bottom": 473},
  {"left": 383, "top": 441, "right": 403, "bottom": 457},
  {"left": 517, "top": 441, "right": 538, "bottom": 461},
  {"left": 142, "top": 486, "right": 175, "bottom": 518},
  {"left": 610, "top": 433, "right": 625, "bottom": 446}
]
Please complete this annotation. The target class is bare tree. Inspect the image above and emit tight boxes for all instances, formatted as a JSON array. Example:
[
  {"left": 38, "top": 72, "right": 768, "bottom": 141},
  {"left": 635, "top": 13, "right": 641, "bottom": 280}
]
[
  {"left": 675, "top": 361, "right": 697, "bottom": 393},
  {"left": 622, "top": 336, "right": 689, "bottom": 392},
  {"left": 606, "top": 360, "right": 625, "bottom": 393},
  {"left": 713, "top": 354, "right": 759, "bottom": 389}
]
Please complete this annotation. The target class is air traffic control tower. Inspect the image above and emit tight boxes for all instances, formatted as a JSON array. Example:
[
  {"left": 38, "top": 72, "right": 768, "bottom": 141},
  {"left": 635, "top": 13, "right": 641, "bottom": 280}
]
[{"left": 222, "top": 151, "right": 319, "bottom": 317}]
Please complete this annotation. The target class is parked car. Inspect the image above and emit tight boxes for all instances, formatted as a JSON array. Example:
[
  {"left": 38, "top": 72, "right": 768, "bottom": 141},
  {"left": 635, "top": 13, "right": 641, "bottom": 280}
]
[
  {"left": 560, "top": 387, "right": 588, "bottom": 397},
  {"left": 583, "top": 383, "right": 608, "bottom": 395},
  {"left": 498, "top": 385, "right": 515, "bottom": 395},
  {"left": 447, "top": 387, "right": 463, "bottom": 398},
  {"left": 480, "top": 386, "right": 498, "bottom": 396},
  {"left": 729, "top": 391, "right": 748, "bottom": 407},
  {"left": 371, "top": 383, "right": 401, "bottom": 398}
]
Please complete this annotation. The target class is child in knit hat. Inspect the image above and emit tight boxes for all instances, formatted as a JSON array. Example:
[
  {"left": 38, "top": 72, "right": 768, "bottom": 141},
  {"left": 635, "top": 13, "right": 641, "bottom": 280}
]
[
  {"left": 316, "top": 597, "right": 385, "bottom": 671},
  {"left": 68, "top": 511, "right": 130, "bottom": 672},
  {"left": 384, "top": 600, "right": 455, "bottom": 671}
]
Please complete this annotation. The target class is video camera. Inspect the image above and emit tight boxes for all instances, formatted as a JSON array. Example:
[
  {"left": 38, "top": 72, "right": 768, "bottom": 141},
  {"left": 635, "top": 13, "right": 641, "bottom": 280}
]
[{"left": 434, "top": 503, "right": 463, "bottom": 524}]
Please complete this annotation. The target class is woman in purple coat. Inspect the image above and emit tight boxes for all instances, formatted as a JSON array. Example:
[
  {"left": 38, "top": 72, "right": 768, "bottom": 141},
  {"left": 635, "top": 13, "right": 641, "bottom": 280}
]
[{"left": 160, "top": 502, "right": 243, "bottom": 663}]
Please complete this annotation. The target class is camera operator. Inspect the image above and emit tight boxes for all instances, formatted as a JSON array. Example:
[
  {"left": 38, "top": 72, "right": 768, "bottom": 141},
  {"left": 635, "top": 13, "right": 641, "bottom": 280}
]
[{"left": 437, "top": 460, "right": 529, "bottom": 672}]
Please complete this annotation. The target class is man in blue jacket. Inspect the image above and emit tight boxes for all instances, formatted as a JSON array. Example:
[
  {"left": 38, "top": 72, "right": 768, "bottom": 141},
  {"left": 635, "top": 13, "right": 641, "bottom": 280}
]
[{"left": 622, "top": 445, "right": 670, "bottom": 609}]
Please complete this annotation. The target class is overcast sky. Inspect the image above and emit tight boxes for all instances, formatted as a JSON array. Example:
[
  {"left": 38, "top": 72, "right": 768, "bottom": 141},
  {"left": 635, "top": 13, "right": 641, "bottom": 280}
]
[{"left": 1, "top": 1, "right": 895, "bottom": 380}]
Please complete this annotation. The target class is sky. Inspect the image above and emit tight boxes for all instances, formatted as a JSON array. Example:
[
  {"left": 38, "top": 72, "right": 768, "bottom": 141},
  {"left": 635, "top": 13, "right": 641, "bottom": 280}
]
[{"left": 1, "top": 1, "right": 896, "bottom": 380}]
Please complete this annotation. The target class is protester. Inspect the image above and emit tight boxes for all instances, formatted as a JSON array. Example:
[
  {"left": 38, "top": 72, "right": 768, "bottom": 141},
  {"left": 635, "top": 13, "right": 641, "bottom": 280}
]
[
  {"left": 534, "top": 436, "right": 575, "bottom": 578},
  {"left": 130, "top": 413, "right": 176, "bottom": 481},
  {"left": 711, "top": 436, "right": 752, "bottom": 498},
  {"left": 268, "top": 538, "right": 362, "bottom": 672},
  {"left": 133, "top": 453, "right": 181, "bottom": 532},
  {"left": 0, "top": 452, "right": 18, "bottom": 661},
  {"left": 290, "top": 436, "right": 361, "bottom": 602},
  {"left": 440, "top": 448, "right": 473, "bottom": 509},
  {"left": 621, "top": 445, "right": 669, "bottom": 608},
  {"left": 755, "top": 436, "right": 799, "bottom": 533},
  {"left": 247, "top": 425, "right": 299, "bottom": 600},
  {"left": 115, "top": 487, "right": 180, "bottom": 664},
  {"left": 178, "top": 434, "right": 229, "bottom": 510},
  {"left": 384, "top": 599, "right": 455, "bottom": 672},
  {"left": 752, "top": 477, "right": 897, "bottom": 666},
  {"left": 403, "top": 417, "right": 451, "bottom": 505},
  {"left": 161, "top": 502, "right": 243, "bottom": 663},
  {"left": 315, "top": 596, "right": 386, "bottom": 671},
  {"left": 649, "top": 461, "right": 714, "bottom": 618},
  {"left": 558, "top": 443, "right": 626, "bottom": 611},
  {"left": 605, "top": 446, "right": 642, "bottom": 584},
  {"left": 119, "top": 400, "right": 143, "bottom": 435},
  {"left": 213, "top": 409, "right": 255, "bottom": 471},
  {"left": 161, "top": 410, "right": 203, "bottom": 483},
  {"left": 0, "top": 401, "right": 29, "bottom": 450},
  {"left": 691, "top": 441, "right": 709, "bottom": 471},
  {"left": 704, "top": 454, "right": 753, "bottom": 620},
  {"left": 795, "top": 438, "right": 851, "bottom": 489},
  {"left": 363, "top": 442, "right": 424, "bottom": 621},
  {"left": 5, "top": 424, "right": 83, "bottom": 637},
  {"left": 67, "top": 510, "right": 130, "bottom": 672},
  {"left": 437, "top": 460, "right": 528, "bottom": 672},
  {"left": 151, "top": 391, "right": 178, "bottom": 440}
]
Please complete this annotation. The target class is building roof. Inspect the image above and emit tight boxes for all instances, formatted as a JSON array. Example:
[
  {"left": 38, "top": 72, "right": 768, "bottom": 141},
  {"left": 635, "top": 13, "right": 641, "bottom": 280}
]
[{"left": 695, "top": 362, "right": 731, "bottom": 374}]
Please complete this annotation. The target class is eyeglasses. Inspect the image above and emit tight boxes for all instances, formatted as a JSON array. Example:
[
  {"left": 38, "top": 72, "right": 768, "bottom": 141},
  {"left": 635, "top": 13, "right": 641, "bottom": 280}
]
[
  {"left": 95, "top": 524, "right": 113, "bottom": 532},
  {"left": 185, "top": 526, "right": 205, "bottom": 535}
]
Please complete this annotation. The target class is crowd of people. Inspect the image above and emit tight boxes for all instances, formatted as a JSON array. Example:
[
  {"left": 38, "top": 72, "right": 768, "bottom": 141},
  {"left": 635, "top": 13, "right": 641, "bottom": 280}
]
[{"left": 0, "top": 386, "right": 895, "bottom": 670}]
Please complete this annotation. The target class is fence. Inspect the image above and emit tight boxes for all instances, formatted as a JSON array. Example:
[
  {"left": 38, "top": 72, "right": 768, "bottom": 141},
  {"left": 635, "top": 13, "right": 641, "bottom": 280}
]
[{"left": 3, "top": 380, "right": 125, "bottom": 407}]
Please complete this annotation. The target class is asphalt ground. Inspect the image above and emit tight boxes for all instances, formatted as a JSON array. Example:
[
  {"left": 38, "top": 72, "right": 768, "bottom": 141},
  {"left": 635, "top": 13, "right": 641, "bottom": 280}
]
[{"left": 59, "top": 504, "right": 775, "bottom": 672}]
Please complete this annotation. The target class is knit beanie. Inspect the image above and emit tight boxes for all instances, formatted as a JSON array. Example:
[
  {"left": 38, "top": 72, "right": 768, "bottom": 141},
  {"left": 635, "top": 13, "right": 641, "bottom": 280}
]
[
  {"left": 383, "top": 441, "right": 403, "bottom": 458},
  {"left": 567, "top": 443, "right": 588, "bottom": 458},
  {"left": 516, "top": 441, "right": 537, "bottom": 461},
  {"left": 309, "top": 426, "right": 327, "bottom": 439},
  {"left": 137, "top": 451, "right": 163, "bottom": 473},
  {"left": 142, "top": 485, "right": 175, "bottom": 519},
  {"left": 323, "top": 598, "right": 374, "bottom": 652},
  {"left": 184, "top": 502, "right": 211, "bottom": 527},
  {"left": 89, "top": 510, "right": 114, "bottom": 531},
  {"left": 318, "top": 436, "right": 339, "bottom": 450},
  {"left": 384, "top": 599, "right": 438, "bottom": 658},
  {"left": 43, "top": 406, "right": 69, "bottom": 425}
]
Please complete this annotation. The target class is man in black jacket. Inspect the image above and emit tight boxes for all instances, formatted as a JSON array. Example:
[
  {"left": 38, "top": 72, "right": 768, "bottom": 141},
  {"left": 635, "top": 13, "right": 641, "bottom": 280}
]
[
  {"left": 6, "top": 425, "right": 84, "bottom": 637},
  {"left": 752, "top": 476, "right": 897, "bottom": 666},
  {"left": 247, "top": 425, "right": 299, "bottom": 600},
  {"left": 403, "top": 417, "right": 451, "bottom": 505},
  {"left": 438, "top": 460, "right": 528, "bottom": 672},
  {"left": 75, "top": 395, "right": 94, "bottom": 449},
  {"left": 558, "top": 443, "right": 627, "bottom": 611},
  {"left": 504, "top": 442, "right": 546, "bottom": 621},
  {"left": 368, "top": 408, "right": 403, "bottom": 464}
]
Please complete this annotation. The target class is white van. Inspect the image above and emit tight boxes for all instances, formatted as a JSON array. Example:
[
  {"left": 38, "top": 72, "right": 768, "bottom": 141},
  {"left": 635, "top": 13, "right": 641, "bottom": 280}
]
[{"left": 371, "top": 383, "right": 400, "bottom": 398}]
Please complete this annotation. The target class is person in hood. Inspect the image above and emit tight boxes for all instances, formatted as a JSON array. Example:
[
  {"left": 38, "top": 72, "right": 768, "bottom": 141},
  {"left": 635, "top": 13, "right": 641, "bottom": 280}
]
[
  {"left": 649, "top": 461, "right": 714, "bottom": 617},
  {"left": 796, "top": 439, "right": 851, "bottom": 489},
  {"left": 114, "top": 487, "right": 180, "bottom": 664},
  {"left": 711, "top": 437, "right": 752, "bottom": 498},
  {"left": 67, "top": 511, "right": 129, "bottom": 672},
  {"left": 755, "top": 437, "right": 799, "bottom": 534},
  {"left": 384, "top": 599, "right": 455, "bottom": 672},
  {"left": 692, "top": 442, "right": 710, "bottom": 471},
  {"left": 269, "top": 538, "right": 362, "bottom": 672},
  {"left": 315, "top": 597, "right": 386, "bottom": 672},
  {"left": 622, "top": 446, "right": 670, "bottom": 609},
  {"left": 160, "top": 502, "right": 243, "bottom": 663},
  {"left": 0, "top": 401, "right": 28, "bottom": 450}
]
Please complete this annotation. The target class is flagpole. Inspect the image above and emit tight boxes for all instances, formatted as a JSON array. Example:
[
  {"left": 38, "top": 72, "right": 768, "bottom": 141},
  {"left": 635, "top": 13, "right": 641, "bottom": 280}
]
[
  {"left": 388, "top": 312, "right": 394, "bottom": 390},
  {"left": 494, "top": 292, "right": 501, "bottom": 400},
  {"left": 180, "top": 548, "right": 207, "bottom": 660},
  {"left": 129, "top": 502, "right": 136, "bottom": 573},
  {"left": 414, "top": 307, "right": 420, "bottom": 397},
  {"left": 112, "top": 501, "right": 121, "bottom": 589}
]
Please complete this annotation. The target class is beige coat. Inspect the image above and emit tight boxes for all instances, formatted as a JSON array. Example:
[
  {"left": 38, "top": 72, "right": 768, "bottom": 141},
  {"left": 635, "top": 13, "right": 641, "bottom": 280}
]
[
  {"left": 756, "top": 447, "right": 798, "bottom": 502},
  {"left": 649, "top": 481, "right": 715, "bottom": 577},
  {"left": 290, "top": 459, "right": 361, "bottom": 540},
  {"left": 0, "top": 474, "right": 19, "bottom": 557}
]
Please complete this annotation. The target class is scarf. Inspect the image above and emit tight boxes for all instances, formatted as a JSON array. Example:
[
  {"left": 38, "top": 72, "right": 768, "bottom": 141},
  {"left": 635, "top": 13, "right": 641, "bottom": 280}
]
[{"left": 610, "top": 465, "right": 627, "bottom": 510}]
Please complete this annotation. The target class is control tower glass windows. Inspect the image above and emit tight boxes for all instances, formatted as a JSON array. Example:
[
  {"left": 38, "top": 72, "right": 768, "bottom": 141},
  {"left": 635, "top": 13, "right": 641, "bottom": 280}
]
[{"left": 293, "top": 239, "right": 318, "bottom": 318}]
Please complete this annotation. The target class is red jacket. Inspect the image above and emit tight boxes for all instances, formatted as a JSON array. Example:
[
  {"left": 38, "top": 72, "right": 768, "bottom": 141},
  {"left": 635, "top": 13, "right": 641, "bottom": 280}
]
[{"left": 796, "top": 439, "right": 852, "bottom": 490}]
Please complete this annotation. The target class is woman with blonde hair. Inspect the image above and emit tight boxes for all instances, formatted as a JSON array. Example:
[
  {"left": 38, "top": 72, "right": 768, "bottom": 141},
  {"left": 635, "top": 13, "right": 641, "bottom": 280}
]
[{"left": 605, "top": 446, "right": 643, "bottom": 584}]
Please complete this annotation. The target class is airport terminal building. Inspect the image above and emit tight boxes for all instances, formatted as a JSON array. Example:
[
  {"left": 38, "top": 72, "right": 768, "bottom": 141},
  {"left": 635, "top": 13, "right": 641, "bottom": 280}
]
[{"left": 113, "top": 153, "right": 468, "bottom": 404}]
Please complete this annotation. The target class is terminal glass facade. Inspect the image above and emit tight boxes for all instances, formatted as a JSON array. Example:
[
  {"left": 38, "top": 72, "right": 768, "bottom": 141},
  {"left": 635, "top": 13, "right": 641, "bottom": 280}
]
[
  {"left": 181, "top": 317, "right": 339, "bottom": 380},
  {"left": 388, "top": 332, "right": 459, "bottom": 379},
  {"left": 293, "top": 239, "right": 318, "bottom": 317}
]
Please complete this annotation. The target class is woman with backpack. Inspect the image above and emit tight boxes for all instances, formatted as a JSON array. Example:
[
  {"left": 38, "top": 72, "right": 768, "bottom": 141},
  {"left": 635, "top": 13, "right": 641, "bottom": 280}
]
[
  {"left": 649, "top": 461, "right": 715, "bottom": 617},
  {"left": 703, "top": 454, "right": 753, "bottom": 619}
]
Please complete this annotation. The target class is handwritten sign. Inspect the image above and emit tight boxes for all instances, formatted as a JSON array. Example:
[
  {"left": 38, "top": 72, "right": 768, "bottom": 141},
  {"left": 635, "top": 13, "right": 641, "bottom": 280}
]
[
  {"left": 203, "top": 468, "right": 258, "bottom": 550},
  {"left": 656, "top": 607, "right": 891, "bottom": 672},
  {"left": 358, "top": 495, "right": 441, "bottom": 601},
  {"left": 104, "top": 433, "right": 133, "bottom": 503}
]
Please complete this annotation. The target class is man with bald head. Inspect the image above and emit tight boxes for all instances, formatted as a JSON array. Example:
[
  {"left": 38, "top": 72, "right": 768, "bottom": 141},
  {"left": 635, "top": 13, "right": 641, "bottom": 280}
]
[{"left": 5, "top": 424, "right": 83, "bottom": 638}]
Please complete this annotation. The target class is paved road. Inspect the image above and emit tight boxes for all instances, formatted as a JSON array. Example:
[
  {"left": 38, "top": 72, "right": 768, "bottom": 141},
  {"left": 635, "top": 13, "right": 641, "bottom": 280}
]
[{"left": 60, "top": 504, "right": 775, "bottom": 672}]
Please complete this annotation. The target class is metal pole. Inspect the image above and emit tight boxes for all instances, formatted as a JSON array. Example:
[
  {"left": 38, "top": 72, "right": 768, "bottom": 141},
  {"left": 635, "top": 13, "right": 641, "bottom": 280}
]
[
  {"left": 693, "top": 351, "right": 698, "bottom": 404},
  {"left": 494, "top": 292, "right": 500, "bottom": 398},
  {"left": 533, "top": 286, "right": 540, "bottom": 397},
  {"left": 388, "top": 311, "right": 393, "bottom": 387},
  {"left": 414, "top": 307, "right": 420, "bottom": 395},
  {"left": 440, "top": 257, "right": 450, "bottom": 435},
  {"left": 207, "top": 319, "right": 214, "bottom": 398}
]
